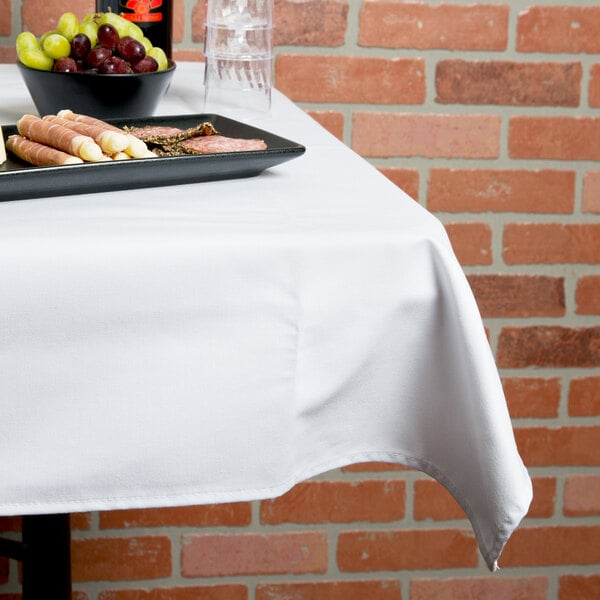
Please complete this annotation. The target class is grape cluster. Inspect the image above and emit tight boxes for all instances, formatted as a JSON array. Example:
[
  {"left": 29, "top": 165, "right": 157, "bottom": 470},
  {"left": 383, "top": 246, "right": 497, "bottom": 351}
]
[{"left": 16, "top": 11, "right": 169, "bottom": 75}]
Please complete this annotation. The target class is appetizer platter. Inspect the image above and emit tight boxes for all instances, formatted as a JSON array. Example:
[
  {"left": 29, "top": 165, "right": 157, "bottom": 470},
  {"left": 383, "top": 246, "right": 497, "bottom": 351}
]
[{"left": 0, "top": 113, "right": 306, "bottom": 202}]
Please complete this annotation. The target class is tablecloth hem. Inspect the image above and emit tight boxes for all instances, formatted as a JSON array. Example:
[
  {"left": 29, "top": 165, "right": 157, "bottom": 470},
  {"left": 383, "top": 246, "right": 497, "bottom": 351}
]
[{"left": 0, "top": 448, "right": 528, "bottom": 571}]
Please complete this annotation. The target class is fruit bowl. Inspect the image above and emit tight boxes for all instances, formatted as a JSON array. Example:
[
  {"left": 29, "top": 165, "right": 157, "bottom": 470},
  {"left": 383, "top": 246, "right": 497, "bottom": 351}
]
[{"left": 17, "top": 60, "right": 176, "bottom": 119}]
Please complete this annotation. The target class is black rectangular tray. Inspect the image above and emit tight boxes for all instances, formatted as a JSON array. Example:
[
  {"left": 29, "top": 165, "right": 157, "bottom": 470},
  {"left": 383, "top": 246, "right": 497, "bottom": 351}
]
[{"left": 0, "top": 113, "right": 305, "bottom": 202}]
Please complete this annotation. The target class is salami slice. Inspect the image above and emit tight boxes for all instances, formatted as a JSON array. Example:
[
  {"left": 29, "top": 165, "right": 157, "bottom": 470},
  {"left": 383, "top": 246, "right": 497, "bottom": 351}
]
[
  {"left": 129, "top": 126, "right": 184, "bottom": 140},
  {"left": 181, "top": 135, "right": 267, "bottom": 154}
]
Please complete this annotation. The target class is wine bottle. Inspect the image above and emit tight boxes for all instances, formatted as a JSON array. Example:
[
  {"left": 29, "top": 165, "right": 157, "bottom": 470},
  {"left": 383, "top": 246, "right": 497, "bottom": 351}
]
[{"left": 96, "top": 0, "right": 172, "bottom": 58}]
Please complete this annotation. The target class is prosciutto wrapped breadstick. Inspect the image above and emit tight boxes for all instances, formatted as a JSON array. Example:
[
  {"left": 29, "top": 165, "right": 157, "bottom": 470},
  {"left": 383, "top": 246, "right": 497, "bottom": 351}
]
[
  {"left": 6, "top": 135, "right": 83, "bottom": 166},
  {"left": 17, "top": 114, "right": 103, "bottom": 162},
  {"left": 44, "top": 114, "right": 129, "bottom": 155},
  {"left": 57, "top": 109, "right": 150, "bottom": 158}
]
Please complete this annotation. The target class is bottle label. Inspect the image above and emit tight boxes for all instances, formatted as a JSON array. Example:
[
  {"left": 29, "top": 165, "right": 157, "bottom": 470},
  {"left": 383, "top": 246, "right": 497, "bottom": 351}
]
[{"left": 120, "top": 0, "right": 164, "bottom": 23}]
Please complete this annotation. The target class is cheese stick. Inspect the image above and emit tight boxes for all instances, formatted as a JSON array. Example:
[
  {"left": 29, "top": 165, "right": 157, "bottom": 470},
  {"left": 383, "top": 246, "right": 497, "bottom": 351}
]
[
  {"left": 17, "top": 114, "right": 103, "bottom": 162},
  {"left": 111, "top": 151, "right": 132, "bottom": 160},
  {"left": 44, "top": 114, "right": 129, "bottom": 155},
  {"left": 6, "top": 134, "right": 84, "bottom": 166},
  {"left": 57, "top": 109, "right": 149, "bottom": 158}
]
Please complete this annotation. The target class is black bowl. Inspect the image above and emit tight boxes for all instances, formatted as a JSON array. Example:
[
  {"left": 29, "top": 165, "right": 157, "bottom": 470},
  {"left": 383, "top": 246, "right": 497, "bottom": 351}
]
[{"left": 17, "top": 60, "right": 176, "bottom": 119}]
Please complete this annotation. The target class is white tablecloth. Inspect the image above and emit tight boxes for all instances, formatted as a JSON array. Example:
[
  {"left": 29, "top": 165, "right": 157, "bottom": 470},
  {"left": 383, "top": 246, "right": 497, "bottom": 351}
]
[{"left": 0, "top": 63, "right": 531, "bottom": 570}]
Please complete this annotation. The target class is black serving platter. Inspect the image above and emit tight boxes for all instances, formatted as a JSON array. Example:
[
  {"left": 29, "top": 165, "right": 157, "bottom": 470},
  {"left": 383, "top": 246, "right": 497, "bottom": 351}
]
[{"left": 0, "top": 113, "right": 305, "bottom": 202}]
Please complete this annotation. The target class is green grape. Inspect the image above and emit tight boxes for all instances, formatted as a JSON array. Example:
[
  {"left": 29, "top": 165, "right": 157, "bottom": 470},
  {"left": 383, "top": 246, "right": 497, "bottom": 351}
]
[
  {"left": 42, "top": 33, "right": 71, "bottom": 59},
  {"left": 56, "top": 11, "right": 79, "bottom": 41},
  {"left": 139, "top": 36, "right": 153, "bottom": 53},
  {"left": 81, "top": 12, "right": 98, "bottom": 24},
  {"left": 39, "top": 29, "right": 57, "bottom": 48},
  {"left": 126, "top": 22, "right": 145, "bottom": 41},
  {"left": 98, "top": 12, "right": 130, "bottom": 38},
  {"left": 19, "top": 48, "right": 54, "bottom": 71},
  {"left": 16, "top": 31, "right": 40, "bottom": 58},
  {"left": 147, "top": 46, "right": 168, "bottom": 71},
  {"left": 78, "top": 20, "right": 99, "bottom": 48}
]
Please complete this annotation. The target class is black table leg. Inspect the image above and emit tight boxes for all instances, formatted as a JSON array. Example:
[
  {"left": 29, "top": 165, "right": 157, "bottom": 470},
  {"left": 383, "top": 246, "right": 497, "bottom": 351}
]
[{"left": 21, "top": 513, "right": 72, "bottom": 600}]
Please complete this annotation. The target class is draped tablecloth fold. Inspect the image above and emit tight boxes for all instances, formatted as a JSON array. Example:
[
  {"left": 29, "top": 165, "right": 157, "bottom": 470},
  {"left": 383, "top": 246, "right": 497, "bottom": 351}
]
[{"left": 0, "top": 62, "right": 531, "bottom": 571}]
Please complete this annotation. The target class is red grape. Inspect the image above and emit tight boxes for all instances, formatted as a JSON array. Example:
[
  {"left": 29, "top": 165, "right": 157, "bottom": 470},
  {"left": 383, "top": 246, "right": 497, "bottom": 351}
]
[
  {"left": 70, "top": 33, "right": 91, "bottom": 60},
  {"left": 132, "top": 55, "right": 158, "bottom": 73},
  {"left": 53, "top": 56, "right": 78, "bottom": 72},
  {"left": 97, "top": 23, "right": 120, "bottom": 49},
  {"left": 99, "top": 55, "right": 131, "bottom": 74},
  {"left": 86, "top": 45, "right": 112, "bottom": 68},
  {"left": 116, "top": 36, "right": 146, "bottom": 64}
]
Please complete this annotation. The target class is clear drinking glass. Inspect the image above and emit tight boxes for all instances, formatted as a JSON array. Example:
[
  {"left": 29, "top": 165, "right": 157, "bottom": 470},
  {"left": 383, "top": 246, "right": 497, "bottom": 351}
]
[{"left": 203, "top": 0, "right": 273, "bottom": 115}]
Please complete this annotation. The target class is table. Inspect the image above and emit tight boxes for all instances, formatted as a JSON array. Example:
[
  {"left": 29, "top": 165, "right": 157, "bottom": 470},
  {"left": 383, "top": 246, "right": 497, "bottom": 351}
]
[{"left": 0, "top": 62, "right": 532, "bottom": 596}]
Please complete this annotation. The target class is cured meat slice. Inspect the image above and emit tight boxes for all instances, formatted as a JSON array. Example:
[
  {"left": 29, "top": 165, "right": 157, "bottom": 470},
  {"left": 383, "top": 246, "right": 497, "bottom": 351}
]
[
  {"left": 181, "top": 135, "right": 267, "bottom": 154},
  {"left": 129, "top": 126, "right": 184, "bottom": 139}
]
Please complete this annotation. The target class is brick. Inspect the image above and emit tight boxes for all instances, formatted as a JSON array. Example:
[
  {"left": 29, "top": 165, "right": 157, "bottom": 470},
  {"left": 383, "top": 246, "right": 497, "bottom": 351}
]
[
  {"left": 194, "top": 0, "right": 347, "bottom": 49},
  {"left": 99, "top": 503, "right": 251, "bottom": 529},
  {"left": 260, "top": 480, "right": 405, "bottom": 525},
  {"left": 306, "top": 111, "right": 344, "bottom": 141},
  {"left": 517, "top": 6, "right": 600, "bottom": 53},
  {"left": 0, "top": 516, "right": 20, "bottom": 532},
  {"left": 274, "top": 0, "right": 349, "bottom": 47},
  {"left": 359, "top": 1, "right": 508, "bottom": 50},
  {"left": 378, "top": 168, "right": 419, "bottom": 200},
  {"left": 509, "top": 117, "right": 600, "bottom": 160},
  {"left": 503, "top": 224, "right": 600, "bottom": 264},
  {"left": 498, "top": 326, "right": 600, "bottom": 368},
  {"left": 352, "top": 113, "right": 500, "bottom": 159},
  {"left": 502, "top": 377, "right": 561, "bottom": 419},
  {"left": 256, "top": 580, "right": 402, "bottom": 600},
  {"left": 564, "top": 475, "right": 600, "bottom": 517},
  {"left": 560, "top": 575, "right": 600, "bottom": 600},
  {"left": 413, "top": 479, "right": 465, "bottom": 521},
  {"left": 444, "top": 223, "right": 492, "bottom": 266},
  {"left": 98, "top": 586, "right": 247, "bottom": 600},
  {"left": 411, "top": 576, "right": 548, "bottom": 600},
  {"left": 568, "top": 377, "right": 600, "bottom": 417},
  {"left": 22, "top": 0, "right": 94, "bottom": 36},
  {"left": 427, "top": 169, "right": 574, "bottom": 213},
  {"left": 576, "top": 276, "right": 600, "bottom": 315},
  {"left": 71, "top": 513, "right": 92, "bottom": 530},
  {"left": 528, "top": 477, "right": 557, "bottom": 519},
  {"left": 514, "top": 426, "right": 600, "bottom": 466},
  {"left": 582, "top": 170, "right": 600, "bottom": 213},
  {"left": 191, "top": 1, "right": 206, "bottom": 43},
  {"left": 0, "top": 46, "right": 17, "bottom": 63},
  {"left": 501, "top": 525, "right": 600, "bottom": 566},
  {"left": 172, "top": 49, "right": 204, "bottom": 62},
  {"left": 436, "top": 60, "right": 580, "bottom": 107},
  {"left": 181, "top": 531, "right": 327, "bottom": 577},
  {"left": 467, "top": 274, "right": 565, "bottom": 318},
  {"left": 275, "top": 55, "right": 425, "bottom": 104},
  {"left": 172, "top": 0, "right": 185, "bottom": 44},
  {"left": 0, "top": 0, "right": 10, "bottom": 36},
  {"left": 589, "top": 65, "right": 600, "bottom": 107},
  {"left": 337, "top": 529, "right": 478, "bottom": 571},
  {"left": 72, "top": 536, "right": 171, "bottom": 582}
]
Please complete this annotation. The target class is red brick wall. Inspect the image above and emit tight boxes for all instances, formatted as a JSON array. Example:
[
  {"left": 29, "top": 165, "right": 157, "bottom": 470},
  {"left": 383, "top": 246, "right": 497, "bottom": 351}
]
[{"left": 1, "top": 0, "right": 599, "bottom": 599}]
